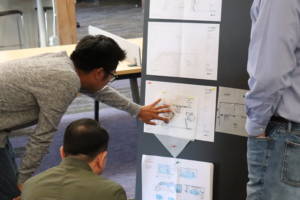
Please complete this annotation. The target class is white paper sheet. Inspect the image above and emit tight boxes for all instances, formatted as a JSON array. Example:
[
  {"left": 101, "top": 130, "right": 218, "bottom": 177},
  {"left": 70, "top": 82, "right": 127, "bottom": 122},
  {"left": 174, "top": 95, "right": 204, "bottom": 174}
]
[
  {"left": 147, "top": 22, "right": 219, "bottom": 80},
  {"left": 142, "top": 155, "right": 214, "bottom": 200},
  {"left": 144, "top": 81, "right": 216, "bottom": 142},
  {"left": 216, "top": 87, "right": 248, "bottom": 137},
  {"left": 149, "top": 0, "right": 222, "bottom": 22}
]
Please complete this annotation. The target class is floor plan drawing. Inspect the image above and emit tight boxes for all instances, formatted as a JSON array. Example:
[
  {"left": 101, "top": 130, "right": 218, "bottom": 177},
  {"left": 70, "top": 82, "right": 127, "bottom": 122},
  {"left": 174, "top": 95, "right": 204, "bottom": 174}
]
[
  {"left": 216, "top": 87, "right": 248, "bottom": 137},
  {"left": 151, "top": 92, "right": 199, "bottom": 139},
  {"left": 144, "top": 81, "right": 217, "bottom": 142},
  {"left": 142, "top": 155, "right": 213, "bottom": 200},
  {"left": 179, "top": 168, "right": 197, "bottom": 179}
]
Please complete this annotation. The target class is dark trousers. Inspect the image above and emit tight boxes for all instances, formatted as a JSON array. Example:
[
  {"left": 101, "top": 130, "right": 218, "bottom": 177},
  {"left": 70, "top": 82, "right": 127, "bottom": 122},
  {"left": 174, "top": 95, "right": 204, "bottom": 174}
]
[{"left": 0, "top": 138, "right": 20, "bottom": 200}]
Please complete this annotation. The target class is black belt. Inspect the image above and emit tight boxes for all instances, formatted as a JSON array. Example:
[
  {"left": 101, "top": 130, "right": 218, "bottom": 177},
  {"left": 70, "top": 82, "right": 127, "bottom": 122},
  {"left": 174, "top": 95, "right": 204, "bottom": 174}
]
[
  {"left": 270, "top": 116, "right": 292, "bottom": 123},
  {"left": 270, "top": 116, "right": 300, "bottom": 132}
]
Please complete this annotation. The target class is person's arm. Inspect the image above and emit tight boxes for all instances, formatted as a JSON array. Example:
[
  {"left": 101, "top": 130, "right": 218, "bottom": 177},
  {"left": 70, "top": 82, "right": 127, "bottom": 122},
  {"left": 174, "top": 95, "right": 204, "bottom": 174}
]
[
  {"left": 18, "top": 77, "right": 79, "bottom": 184},
  {"left": 245, "top": 0, "right": 300, "bottom": 136},
  {"left": 86, "top": 86, "right": 170, "bottom": 124},
  {"left": 87, "top": 86, "right": 141, "bottom": 116}
]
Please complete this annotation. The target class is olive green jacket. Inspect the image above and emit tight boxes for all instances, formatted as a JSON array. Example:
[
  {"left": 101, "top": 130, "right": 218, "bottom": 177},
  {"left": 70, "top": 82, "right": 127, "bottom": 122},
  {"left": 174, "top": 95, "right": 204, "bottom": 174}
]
[{"left": 22, "top": 157, "right": 127, "bottom": 200}]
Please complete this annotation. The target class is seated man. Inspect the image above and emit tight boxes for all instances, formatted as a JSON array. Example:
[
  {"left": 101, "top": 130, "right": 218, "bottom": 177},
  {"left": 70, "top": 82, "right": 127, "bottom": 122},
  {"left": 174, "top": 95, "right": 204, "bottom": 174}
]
[{"left": 21, "top": 118, "right": 127, "bottom": 200}]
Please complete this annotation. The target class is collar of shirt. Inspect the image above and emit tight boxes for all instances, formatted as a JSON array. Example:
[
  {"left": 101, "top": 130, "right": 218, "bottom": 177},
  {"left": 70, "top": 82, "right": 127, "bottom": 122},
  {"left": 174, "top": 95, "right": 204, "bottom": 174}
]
[{"left": 60, "top": 157, "right": 93, "bottom": 172}]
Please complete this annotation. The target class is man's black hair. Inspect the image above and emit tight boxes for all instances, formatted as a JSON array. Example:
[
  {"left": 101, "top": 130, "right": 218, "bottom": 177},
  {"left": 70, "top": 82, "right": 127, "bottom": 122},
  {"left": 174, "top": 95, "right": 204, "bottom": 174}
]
[
  {"left": 63, "top": 118, "right": 109, "bottom": 160},
  {"left": 70, "top": 35, "right": 126, "bottom": 73}
]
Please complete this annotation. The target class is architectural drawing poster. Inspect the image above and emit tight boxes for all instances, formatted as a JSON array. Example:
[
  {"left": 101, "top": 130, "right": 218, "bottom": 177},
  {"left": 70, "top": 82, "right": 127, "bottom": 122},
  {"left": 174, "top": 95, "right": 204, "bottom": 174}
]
[
  {"left": 144, "top": 81, "right": 217, "bottom": 142},
  {"left": 149, "top": 0, "right": 222, "bottom": 22},
  {"left": 142, "top": 155, "right": 214, "bottom": 200},
  {"left": 216, "top": 87, "right": 248, "bottom": 137},
  {"left": 147, "top": 22, "right": 220, "bottom": 80}
]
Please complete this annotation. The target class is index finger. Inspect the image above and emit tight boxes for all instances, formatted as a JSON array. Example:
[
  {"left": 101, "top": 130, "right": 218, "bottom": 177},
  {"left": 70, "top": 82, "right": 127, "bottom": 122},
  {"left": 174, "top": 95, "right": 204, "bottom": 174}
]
[{"left": 150, "top": 98, "right": 162, "bottom": 107}]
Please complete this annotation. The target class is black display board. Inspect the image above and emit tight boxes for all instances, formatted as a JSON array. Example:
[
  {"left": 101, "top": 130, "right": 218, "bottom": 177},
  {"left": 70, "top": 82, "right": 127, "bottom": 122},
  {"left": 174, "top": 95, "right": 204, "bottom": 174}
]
[{"left": 135, "top": 1, "right": 253, "bottom": 199}]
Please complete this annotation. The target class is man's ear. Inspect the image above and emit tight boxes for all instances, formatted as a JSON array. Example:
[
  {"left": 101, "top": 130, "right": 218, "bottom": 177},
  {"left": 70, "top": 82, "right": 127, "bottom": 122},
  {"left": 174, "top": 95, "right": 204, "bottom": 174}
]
[
  {"left": 59, "top": 146, "right": 65, "bottom": 159},
  {"left": 97, "top": 151, "right": 108, "bottom": 172},
  {"left": 94, "top": 68, "right": 106, "bottom": 81}
]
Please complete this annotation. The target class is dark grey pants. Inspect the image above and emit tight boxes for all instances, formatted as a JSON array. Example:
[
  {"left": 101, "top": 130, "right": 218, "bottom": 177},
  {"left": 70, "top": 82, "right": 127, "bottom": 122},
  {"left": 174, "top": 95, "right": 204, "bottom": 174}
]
[
  {"left": 0, "top": 138, "right": 20, "bottom": 200},
  {"left": 0, "top": 120, "right": 36, "bottom": 200}
]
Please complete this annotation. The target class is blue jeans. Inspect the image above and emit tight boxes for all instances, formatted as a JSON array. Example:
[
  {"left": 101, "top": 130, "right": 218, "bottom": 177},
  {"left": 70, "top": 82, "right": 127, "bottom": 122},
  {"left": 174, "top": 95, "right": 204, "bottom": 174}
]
[
  {"left": 247, "top": 121, "right": 300, "bottom": 200},
  {"left": 0, "top": 138, "right": 20, "bottom": 200}
]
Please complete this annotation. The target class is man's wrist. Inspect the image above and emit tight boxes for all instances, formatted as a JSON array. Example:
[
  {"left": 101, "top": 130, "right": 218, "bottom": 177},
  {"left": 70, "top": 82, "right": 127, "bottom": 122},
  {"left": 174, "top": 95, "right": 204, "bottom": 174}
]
[
  {"left": 255, "top": 132, "right": 267, "bottom": 138},
  {"left": 245, "top": 117, "right": 267, "bottom": 137}
]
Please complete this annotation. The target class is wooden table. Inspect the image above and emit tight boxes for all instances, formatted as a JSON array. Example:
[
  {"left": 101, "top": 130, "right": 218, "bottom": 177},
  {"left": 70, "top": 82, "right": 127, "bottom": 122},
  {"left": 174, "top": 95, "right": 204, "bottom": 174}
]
[{"left": 0, "top": 38, "right": 142, "bottom": 120}]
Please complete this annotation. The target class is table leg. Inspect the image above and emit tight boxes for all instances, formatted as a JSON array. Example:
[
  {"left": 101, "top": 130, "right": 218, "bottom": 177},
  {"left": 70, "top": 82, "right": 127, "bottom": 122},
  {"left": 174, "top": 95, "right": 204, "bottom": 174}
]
[
  {"left": 94, "top": 100, "right": 99, "bottom": 121},
  {"left": 130, "top": 77, "right": 140, "bottom": 104},
  {"left": 36, "top": 0, "right": 47, "bottom": 47}
]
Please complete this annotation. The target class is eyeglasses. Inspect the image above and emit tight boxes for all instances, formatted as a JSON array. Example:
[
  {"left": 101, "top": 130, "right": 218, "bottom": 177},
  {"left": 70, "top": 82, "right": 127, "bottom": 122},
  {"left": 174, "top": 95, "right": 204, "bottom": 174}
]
[{"left": 107, "top": 71, "right": 118, "bottom": 82}]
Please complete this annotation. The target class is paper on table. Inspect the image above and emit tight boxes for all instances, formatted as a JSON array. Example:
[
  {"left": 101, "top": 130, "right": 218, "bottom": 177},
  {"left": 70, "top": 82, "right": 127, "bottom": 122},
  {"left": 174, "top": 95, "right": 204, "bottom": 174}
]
[
  {"left": 144, "top": 81, "right": 217, "bottom": 142},
  {"left": 149, "top": 0, "right": 222, "bottom": 22},
  {"left": 142, "top": 155, "right": 214, "bottom": 200},
  {"left": 147, "top": 22, "right": 220, "bottom": 80}
]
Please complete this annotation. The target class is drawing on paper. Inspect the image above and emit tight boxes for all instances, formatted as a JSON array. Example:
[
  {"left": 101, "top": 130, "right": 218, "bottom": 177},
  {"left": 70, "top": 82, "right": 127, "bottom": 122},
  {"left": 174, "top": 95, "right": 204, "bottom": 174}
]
[
  {"left": 191, "top": 0, "right": 219, "bottom": 17},
  {"left": 158, "top": 164, "right": 173, "bottom": 176},
  {"left": 160, "top": 0, "right": 218, "bottom": 16},
  {"left": 146, "top": 22, "right": 219, "bottom": 80},
  {"left": 185, "top": 185, "right": 205, "bottom": 199},
  {"left": 155, "top": 182, "right": 176, "bottom": 193},
  {"left": 216, "top": 87, "right": 248, "bottom": 137},
  {"left": 191, "top": 0, "right": 201, "bottom": 12},
  {"left": 155, "top": 182, "right": 182, "bottom": 193},
  {"left": 179, "top": 168, "right": 197, "bottom": 179},
  {"left": 144, "top": 81, "right": 217, "bottom": 141},
  {"left": 158, "top": 95, "right": 198, "bottom": 131},
  {"left": 149, "top": 0, "right": 222, "bottom": 21},
  {"left": 156, "top": 194, "right": 163, "bottom": 200},
  {"left": 154, "top": 182, "right": 205, "bottom": 199},
  {"left": 163, "top": 0, "right": 184, "bottom": 11},
  {"left": 142, "top": 155, "right": 214, "bottom": 200}
]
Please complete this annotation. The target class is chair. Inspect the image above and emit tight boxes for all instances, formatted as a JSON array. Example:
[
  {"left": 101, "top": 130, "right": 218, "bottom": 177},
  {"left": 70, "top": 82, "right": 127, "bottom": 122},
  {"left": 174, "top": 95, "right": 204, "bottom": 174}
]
[
  {"left": 35, "top": 6, "right": 53, "bottom": 45},
  {"left": 0, "top": 10, "right": 24, "bottom": 49}
]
